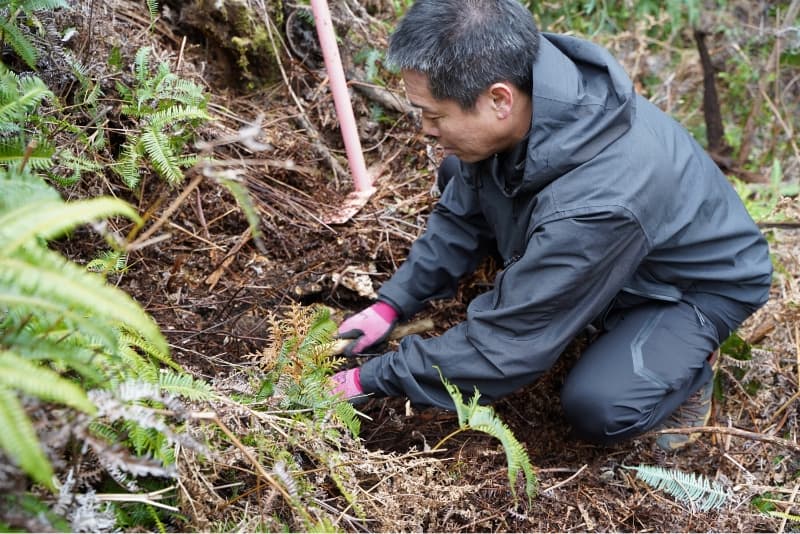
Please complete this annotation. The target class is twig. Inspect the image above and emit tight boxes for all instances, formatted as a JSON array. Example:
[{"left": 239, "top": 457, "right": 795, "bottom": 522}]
[
  {"left": 95, "top": 485, "right": 178, "bottom": 512},
  {"left": 649, "top": 425, "right": 800, "bottom": 452},
  {"left": 541, "top": 464, "right": 588, "bottom": 495},
  {"left": 190, "top": 411, "right": 311, "bottom": 521},
  {"left": 128, "top": 173, "right": 204, "bottom": 250}
]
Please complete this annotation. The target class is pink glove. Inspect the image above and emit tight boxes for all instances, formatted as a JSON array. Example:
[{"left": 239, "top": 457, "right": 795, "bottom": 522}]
[
  {"left": 337, "top": 301, "right": 398, "bottom": 356},
  {"left": 331, "top": 367, "right": 363, "bottom": 399}
]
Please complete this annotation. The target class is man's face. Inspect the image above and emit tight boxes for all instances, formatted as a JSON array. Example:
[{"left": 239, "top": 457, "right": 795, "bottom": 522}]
[{"left": 403, "top": 70, "right": 517, "bottom": 163}]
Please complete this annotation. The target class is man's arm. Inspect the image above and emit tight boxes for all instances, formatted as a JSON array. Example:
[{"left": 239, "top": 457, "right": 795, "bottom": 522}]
[
  {"left": 360, "top": 209, "right": 650, "bottom": 408},
  {"left": 378, "top": 171, "right": 494, "bottom": 319}
]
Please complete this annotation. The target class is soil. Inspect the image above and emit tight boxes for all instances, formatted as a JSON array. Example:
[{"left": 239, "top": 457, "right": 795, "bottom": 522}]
[{"left": 50, "top": 0, "right": 800, "bottom": 531}]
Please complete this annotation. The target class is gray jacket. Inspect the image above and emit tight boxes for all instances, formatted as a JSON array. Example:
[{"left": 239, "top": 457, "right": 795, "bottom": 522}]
[{"left": 360, "top": 34, "right": 772, "bottom": 408}]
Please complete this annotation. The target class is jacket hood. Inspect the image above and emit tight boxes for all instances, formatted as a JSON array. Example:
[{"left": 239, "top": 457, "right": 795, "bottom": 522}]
[{"left": 513, "top": 33, "right": 636, "bottom": 194}]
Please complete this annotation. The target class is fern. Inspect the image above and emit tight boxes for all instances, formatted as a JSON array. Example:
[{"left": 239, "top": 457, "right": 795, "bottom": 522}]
[
  {"left": 120, "top": 330, "right": 179, "bottom": 371},
  {"left": 158, "top": 371, "right": 218, "bottom": 402},
  {"left": 140, "top": 126, "right": 182, "bottom": 183},
  {"left": 0, "top": 135, "right": 54, "bottom": 169},
  {"left": 0, "top": 196, "right": 140, "bottom": 254},
  {"left": 0, "top": 385, "right": 54, "bottom": 489},
  {"left": 436, "top": 367, "right": 538, "bottom": 505},
  {"left": 0, "top": 350, "right": 96, "bottom": 413},
  {"left": 624, "top": 464, "right": 731, "bottom": 511},
  {"left": 145, "top": 0, "right": 159, "bottom": 28},
  {"left": 0, "top": 66, "right": 53, "bottom": 130},
  {"left": 115, "top": 47, "right": 209, "bottom": 188},
  {"left": 0, "top": 18, "right": 38, "bottom": 68},
  {"left": 86, "top": 250, "right": 128, "bottom": 276}
]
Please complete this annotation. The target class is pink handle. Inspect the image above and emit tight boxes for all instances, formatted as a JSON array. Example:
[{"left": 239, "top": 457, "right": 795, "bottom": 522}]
[{"left": 310, "top": 0, "right": 374, "bottom": 194}]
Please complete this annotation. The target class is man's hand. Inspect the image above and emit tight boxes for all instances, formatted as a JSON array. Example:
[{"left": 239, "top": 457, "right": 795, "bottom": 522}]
[
  {"left": 331, "top": 367, "right": 363, "bottom": 400},
  {"left": 337, "top": 301, "right": 398, "bottom": 356}
]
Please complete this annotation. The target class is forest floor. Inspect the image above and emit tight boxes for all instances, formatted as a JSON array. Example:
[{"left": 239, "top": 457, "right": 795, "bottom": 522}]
[{"left": 54, "top": 0, "right": 800, "bottom": 531}]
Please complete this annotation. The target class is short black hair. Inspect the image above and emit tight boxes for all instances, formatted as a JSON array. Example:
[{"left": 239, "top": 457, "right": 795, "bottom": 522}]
[{"left": 387, "top": 0, "right": 539, "bottom": 110}]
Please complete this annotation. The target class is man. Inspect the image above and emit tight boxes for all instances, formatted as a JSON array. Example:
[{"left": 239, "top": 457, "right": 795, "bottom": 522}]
[{"left": 332, "top": 0, "right": 772, "bottom": 451}]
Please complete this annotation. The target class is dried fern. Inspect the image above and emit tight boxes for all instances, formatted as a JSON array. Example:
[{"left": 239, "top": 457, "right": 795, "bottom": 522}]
[{"left": 624, "top": 464, "right": 731, "bottom": 512}]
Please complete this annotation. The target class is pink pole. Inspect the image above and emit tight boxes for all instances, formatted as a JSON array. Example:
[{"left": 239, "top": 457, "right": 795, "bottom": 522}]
[{"left": 310, "top": 0, "right": 374, "bottom": 194}]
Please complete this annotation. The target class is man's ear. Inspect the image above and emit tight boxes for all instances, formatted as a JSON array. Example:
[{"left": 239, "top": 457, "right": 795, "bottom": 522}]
[{"left": 487, "top": 83, "right": 514, "bottom": 119}]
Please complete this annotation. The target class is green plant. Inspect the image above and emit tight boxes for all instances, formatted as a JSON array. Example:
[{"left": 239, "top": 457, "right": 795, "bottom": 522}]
[
  {"left": 0, "top": 0, "right": 68, "bottom": 69},
  {"left": 434, "top": 366, "right": 538, "bottom": 506},
  {"left": 0, "top": 169, "right": 174, "bottom": 488},
  {"left": 115, "top": 46, "right": 210, "bottom": 188},
  {"left": 624, "top": 464, "right": 731, "bottom": 511},
  {"left": 733, "top": 159, "right": 799, "bottom": 223}
]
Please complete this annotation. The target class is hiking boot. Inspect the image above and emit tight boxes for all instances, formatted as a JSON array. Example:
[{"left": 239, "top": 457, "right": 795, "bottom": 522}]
[{"left": 655, "top": 350, "right": 720, "bottom": 452}]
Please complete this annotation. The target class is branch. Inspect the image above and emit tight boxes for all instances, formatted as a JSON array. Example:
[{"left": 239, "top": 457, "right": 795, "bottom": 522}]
[{"left": 649, "top": 425, "right": 800, "bottom": 452}]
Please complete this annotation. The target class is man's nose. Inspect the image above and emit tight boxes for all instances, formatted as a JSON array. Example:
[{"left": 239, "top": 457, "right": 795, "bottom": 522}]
[{"left": 421, "top": 117, "right": 439, "bottom": 138}]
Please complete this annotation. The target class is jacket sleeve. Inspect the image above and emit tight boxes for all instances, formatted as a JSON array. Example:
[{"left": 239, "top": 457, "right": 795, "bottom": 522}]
[
  {"left": 377, "top": 176, "right": 494, "bottom": 319},
  {"left": 361, "top": 209, "right": 650, "bottom": 409}
]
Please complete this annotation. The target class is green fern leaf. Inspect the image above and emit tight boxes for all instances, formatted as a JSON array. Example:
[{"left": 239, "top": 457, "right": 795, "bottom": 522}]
[
  {"left": 0, "top": 66, "right": 52, "bottom": 126},
  {"left": 20, "top": 0, "right": 69, "bottom": 10},
  {"left": 333, "top": 400, "right": 361, "bottom": 437},
  {"left": 146, "top": 105, "right": 209, "bottom": 130},
  {"left": 0, "top": 196, "right": 140, "bottom": 254},
  {"left": 467, "top": 404, "right": 538, "bottom": 501},
  {"left": 145, "top": 0, "right": 159, "bottom": 22},
  {"left": 0, "top": 350, "right": 96, "bottom": 413},
  {"left": 158, "top": 371, "right": 217, "bottom": 401},
  {"left": 0, "top": 385, "right": 54, "bottom": 489},
  {"left": 437, "top": 367, "right": 538, "bottom": 504},
  {"left": 0, "top": 173, "right": 60, "bottom": 213},
  {"left": 120, "top": 330, "right": 179, "bottom": 370},
  {"left": 0, "top": 247, "right": 168, "bottom": 356},
  {"left": 134, "top": 47, "right": 153, "bottom": 88},
  {"left": 0, "top": 19, "right": 38, "bottom": 68},
  {"left": 141, "top": 127, "right": 182, "bottom": 183},
  {"left": 625, "top": 464, "right": 730, "bottom": 511},
  {"left": 0, "top": 292, "right": 119, "bottom": 350},
  {"left": 116, "top": 140, "right": 143, "bottom": 188},
  {"left": 0, "top": 135, "right": 54, "bottom": 169}
]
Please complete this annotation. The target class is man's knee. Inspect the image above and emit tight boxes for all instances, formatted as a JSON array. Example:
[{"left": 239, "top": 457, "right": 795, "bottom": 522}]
[{"left": 561, "top": 379, "right": 644, "bottom": 444}]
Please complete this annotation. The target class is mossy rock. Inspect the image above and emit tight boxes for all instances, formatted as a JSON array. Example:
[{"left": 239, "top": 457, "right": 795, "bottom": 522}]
[{"left": 163, "top": 0, "right": 283, "bottom": 88}]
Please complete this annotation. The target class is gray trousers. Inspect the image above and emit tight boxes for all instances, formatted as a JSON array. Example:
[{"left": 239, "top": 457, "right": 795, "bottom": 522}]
[{"left": 560, "top": 292, "right": 757, "bottom": 445}]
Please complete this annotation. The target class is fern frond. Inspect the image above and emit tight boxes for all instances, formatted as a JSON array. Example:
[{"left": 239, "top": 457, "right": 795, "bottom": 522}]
[
  {"left": 20, "top": 0, "right": 69, "bottom": 10},
  {"left": 141, "top": 126, "right": 182, "bottom": 183},
  {"left": 0, "top": 67, "right": 52, "bottom": 126},
  {"left": 0, "top": 197, "right": 140, "bottom": 254},
  {"left": 0, "top": 385, "right": 54, "bottom": 489},
  {"left": 0, "top": 247, "right": 168, "bottom": 356},
  {"left": 134, "top": 47, "right": 153, "bottom": 87},
  {"left": 0, "top": 135, "right": 54, "bottom": 169},
  {"left": 146, "top": 105, "right": 209, "bottom": 130},
  {"left": 0, "top": 18, "right": 38, "bottom": 68},
  {"left": 50, "top": 151, "right": 103, "bottom": 186},
  {"left": 0, "top": 350, "right": 96, "bottom": 413},
  {"left": 171, "top": 79, "right": 207, "bottom": 107},
  {"left": 466, "top": 403, "right": 538, "bottom": 502},
  {"left": 145, "top": 0, "right": 159, "bottom": 23},
  {"left": 120, "top": 330, "right": 179, "bottom": 371},
  {"left": 217, "top": 177, "right": 263, "bottom": 245},
  {"left": 0, "top": 291, "right": 119, "bottom": 351},
  {"left": 624, "top": 464, "right": 731, "bottom": 511},
  {"left": 158, "top": 371, "right": 217, "bottom": 402},
  {"left": 0, "top": 172, "right": 60, "bottom": 212},
  {"left": 116, "top": 139, "right": 143, "bottom": 188},
  {"left": 333, "top": 400, "right": 360, "bottom": 437},
  {"left": 86, "top": 249, "right": 128, "bottom": 275},
  {"left": 437, "top": 367, "right": 538, "bottom": 504}
]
